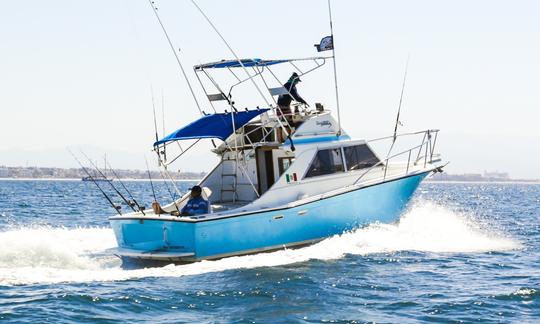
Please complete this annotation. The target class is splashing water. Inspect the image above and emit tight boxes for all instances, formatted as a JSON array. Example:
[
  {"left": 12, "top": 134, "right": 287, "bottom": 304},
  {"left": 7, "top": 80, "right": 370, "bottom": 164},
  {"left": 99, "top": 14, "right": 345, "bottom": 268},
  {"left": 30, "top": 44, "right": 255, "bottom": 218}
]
[{"left": 0, "top": 201, "right": 520, "bottom": 286}]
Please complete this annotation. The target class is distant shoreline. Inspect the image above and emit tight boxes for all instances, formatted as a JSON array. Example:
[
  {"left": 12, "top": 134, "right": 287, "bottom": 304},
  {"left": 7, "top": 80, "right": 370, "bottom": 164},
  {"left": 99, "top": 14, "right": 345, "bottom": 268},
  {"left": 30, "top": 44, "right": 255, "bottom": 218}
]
[
  {"left": 0, "top": 178, "right": 201, "bottom": 182},
  {"left": 425, "top": 179, "right": 540, "bottom": 185},
  {"left": 1, "top": 178, "right": 538, "bottom": 184},
  {"left": 0, "top": 166, "right": 205, "bottom": 181},
  {"left": 1, "top": 166, "right": 538, "bottom": 184}
]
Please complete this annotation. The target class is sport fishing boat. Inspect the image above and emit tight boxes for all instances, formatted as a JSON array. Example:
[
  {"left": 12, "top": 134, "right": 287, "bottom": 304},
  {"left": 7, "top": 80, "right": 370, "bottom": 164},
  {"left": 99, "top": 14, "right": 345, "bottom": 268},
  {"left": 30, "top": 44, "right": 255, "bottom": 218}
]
[
  {"left": 108, "top": 1, "right": 445, "bottom": 263},
  {"left": 109, "top": 60, "right": 444, "bottom": 263}
]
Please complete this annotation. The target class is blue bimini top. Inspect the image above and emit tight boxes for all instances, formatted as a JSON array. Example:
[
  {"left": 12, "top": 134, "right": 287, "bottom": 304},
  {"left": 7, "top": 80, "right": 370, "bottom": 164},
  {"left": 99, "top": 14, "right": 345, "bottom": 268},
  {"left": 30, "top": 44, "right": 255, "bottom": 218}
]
[
  {"left": 194, "top": 58, "right": 288, "bottom": 70},
  {"left": 153, "top": 109, "right": 269, "bottom": 147}
]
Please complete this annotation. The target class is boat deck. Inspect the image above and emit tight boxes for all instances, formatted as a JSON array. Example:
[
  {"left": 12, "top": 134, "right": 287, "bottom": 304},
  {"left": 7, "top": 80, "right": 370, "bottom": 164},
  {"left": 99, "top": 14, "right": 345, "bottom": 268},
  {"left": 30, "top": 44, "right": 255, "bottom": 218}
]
[{"left": 211, "top": 201, "right": 251, "bottom": 213}]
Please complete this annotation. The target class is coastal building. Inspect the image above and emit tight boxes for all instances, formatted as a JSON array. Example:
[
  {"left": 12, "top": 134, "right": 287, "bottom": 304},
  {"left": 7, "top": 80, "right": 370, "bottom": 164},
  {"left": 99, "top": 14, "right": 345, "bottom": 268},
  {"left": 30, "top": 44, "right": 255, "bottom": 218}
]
[
  {"left": 483, "top": 171, "right": 509, "bottom": 180},
  {"left": 0, "top": 167, "right": 8, "bottom": 178}
]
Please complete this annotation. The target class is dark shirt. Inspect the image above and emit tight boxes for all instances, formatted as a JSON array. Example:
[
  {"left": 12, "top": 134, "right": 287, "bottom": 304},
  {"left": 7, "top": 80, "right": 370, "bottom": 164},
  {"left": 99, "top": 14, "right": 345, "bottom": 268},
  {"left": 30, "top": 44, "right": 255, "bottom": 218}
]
[
  {"left": 181, "top": 196, "right": 209, "bottom": 215},
  {"left": 277, "top": 81, "right": 307, "bottom": 107}
]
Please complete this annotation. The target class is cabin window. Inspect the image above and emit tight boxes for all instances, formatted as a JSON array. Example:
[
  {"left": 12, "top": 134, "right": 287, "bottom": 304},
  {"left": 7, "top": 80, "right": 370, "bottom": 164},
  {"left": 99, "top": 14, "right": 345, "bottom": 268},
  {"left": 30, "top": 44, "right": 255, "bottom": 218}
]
[
  {"left": 344, "top": 144, "right": 380, "bottom": 171},
  {"left": 305, "top": 148, "right": 344, "bottom": 178}
]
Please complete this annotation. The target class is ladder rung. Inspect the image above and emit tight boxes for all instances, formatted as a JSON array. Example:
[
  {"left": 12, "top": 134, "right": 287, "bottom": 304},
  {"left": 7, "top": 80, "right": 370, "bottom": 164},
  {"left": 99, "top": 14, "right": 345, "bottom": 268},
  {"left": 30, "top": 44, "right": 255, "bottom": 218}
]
[
  {"left": 221, "top": 189, "right": 236, "bottom": 192},
  {"left": 222, "top": 174, "right": 237, "bottom": 176}
]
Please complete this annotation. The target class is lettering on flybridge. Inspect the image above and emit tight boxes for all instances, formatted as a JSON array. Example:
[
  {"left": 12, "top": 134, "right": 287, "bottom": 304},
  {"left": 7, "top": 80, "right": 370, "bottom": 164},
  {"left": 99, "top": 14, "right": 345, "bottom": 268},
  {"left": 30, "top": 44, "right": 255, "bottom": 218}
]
[{"left": 316, "top": 120, "right": 332, "bottom": 127}]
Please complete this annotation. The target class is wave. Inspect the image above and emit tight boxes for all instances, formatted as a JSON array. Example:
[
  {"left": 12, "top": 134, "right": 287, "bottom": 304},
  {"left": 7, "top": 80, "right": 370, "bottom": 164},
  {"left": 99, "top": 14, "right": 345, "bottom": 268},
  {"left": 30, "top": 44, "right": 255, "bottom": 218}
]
[{"left": 0, "top": 201, "right": 521, "bottom": 286}]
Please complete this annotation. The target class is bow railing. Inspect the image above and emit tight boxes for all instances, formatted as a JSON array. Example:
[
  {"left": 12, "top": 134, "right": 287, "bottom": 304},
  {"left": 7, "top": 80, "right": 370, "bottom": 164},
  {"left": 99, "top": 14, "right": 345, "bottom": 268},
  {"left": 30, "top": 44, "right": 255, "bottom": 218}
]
[{"left": 353, "top": 129, "right": 440, "bottom": 185}]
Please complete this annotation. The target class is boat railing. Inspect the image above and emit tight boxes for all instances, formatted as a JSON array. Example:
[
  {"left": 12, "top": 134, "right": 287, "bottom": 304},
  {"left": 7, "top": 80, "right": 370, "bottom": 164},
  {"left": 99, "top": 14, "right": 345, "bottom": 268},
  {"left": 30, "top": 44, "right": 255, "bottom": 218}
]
[{"left": 353, "top": 129, "right": 440, "bottom": 185}]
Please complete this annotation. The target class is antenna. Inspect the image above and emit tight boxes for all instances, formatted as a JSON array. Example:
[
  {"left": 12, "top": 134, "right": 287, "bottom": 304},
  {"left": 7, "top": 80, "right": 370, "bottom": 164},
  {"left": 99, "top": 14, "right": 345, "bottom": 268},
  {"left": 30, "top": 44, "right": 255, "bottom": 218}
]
[
  {"left": 327, "top": 0, "right": 342, "bottom": 136},
  {"left": 147, "top": 0, "right": 203, "bottom": 115}
]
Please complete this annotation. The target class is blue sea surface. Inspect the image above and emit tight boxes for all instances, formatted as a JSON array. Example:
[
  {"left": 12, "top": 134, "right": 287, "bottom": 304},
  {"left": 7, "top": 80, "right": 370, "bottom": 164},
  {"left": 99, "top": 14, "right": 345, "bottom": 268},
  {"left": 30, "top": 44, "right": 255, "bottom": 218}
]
[{"left": 0, "top": 180, "right": 538, "bottom": 323}]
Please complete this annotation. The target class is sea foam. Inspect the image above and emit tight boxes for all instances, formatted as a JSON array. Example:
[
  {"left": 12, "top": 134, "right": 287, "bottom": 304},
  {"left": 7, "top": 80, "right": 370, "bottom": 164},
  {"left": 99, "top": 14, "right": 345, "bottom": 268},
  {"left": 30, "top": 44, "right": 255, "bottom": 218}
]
[{"left": 0, "top": 201, "right": 520, "bottom": 285}]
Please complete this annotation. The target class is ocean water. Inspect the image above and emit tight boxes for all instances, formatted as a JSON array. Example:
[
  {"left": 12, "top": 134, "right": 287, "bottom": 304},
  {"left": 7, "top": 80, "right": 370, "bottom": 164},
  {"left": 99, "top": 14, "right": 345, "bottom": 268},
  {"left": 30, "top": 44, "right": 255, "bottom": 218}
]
[{"left": 0, "top": 179, "right": 538, "bottom": 323}]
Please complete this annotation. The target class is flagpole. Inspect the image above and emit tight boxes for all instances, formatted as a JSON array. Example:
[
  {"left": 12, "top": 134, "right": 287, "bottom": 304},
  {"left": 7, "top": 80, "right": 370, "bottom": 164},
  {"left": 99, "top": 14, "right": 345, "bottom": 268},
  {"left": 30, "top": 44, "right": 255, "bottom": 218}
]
[{"left": 327, "top": 0, "right": 342, "bottom": 136}]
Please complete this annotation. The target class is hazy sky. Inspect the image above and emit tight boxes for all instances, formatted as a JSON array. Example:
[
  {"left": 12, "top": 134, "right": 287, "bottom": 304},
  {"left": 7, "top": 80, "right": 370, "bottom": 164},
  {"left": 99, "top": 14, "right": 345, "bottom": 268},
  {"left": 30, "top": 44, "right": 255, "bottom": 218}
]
[{"left": 1, "top": 0, "right": 539, "bottom": 178}]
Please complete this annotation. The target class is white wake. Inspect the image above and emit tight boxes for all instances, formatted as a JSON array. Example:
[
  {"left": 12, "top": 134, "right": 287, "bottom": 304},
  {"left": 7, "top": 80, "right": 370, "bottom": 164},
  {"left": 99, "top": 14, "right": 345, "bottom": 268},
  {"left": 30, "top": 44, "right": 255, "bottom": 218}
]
[{"left": 0, "top": 201, "right": 520, "bottom": 285}]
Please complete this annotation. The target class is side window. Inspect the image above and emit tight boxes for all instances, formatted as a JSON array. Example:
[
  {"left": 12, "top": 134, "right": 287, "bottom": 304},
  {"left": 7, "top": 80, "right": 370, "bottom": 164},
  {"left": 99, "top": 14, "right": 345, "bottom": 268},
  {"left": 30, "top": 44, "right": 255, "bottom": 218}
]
[
  {"left": 305, "top": 148, "right": 344, "bottom": 178},
  {"left": 344, "top": 145, "right": 380, "bottom": 171}
]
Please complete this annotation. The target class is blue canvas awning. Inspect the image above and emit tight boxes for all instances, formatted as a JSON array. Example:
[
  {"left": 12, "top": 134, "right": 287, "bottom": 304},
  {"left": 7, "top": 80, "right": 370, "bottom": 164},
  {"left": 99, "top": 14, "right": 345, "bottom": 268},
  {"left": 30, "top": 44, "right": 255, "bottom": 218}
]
[
  {"left": 153, "top": 109, "right": 269, "bottom": 146},
  {"left": 194, "top": 59, "right": 288, "bottom": 70}
]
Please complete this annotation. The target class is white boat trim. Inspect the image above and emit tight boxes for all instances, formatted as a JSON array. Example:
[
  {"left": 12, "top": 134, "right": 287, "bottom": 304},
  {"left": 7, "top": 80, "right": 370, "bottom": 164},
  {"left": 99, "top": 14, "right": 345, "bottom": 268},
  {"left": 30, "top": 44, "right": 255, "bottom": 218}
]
[{"left": 109, "top": 168, "right": 435, "bottom": 223}]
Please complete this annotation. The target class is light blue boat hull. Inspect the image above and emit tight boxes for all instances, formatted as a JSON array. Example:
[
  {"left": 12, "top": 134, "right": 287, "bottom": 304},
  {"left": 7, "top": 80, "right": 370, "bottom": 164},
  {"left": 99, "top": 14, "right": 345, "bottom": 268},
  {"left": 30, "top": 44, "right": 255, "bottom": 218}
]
[{"left": 110, "top": 172, "right": 428, "bottom": 262}]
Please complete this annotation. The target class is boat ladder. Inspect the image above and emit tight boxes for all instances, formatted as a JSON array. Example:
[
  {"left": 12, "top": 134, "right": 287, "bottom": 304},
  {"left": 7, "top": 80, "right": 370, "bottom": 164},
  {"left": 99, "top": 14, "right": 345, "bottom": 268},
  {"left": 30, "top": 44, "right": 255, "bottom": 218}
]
[{"left": 220, "top": 157, "right": 238, "bottom": 203}]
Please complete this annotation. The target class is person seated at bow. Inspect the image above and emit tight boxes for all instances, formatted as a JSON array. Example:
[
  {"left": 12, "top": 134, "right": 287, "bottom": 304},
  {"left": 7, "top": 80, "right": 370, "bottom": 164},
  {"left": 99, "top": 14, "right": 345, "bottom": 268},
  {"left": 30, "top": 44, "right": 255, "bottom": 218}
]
[
  {"left": 277, "top": 72, "right": 309, "bottom": 128},
  {"left": 180, "top": 185, "right": 209, "bottom": 216}
]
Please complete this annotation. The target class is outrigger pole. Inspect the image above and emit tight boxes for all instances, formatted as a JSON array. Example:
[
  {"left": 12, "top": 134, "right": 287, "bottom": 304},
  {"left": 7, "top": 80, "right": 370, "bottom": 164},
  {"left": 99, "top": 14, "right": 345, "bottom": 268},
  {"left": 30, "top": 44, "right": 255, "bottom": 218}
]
[
  {"left": 190, "top": 0, "right": 293, "bottom": 143},
  {"left": 327, "top": 0, "right": 342, "bottom": 136},
  {"left": 148, "top": 0, "right": 203, "bottom": 115},
  {"left": 67, "top": 149, "right": 122, "bottom": 216}
]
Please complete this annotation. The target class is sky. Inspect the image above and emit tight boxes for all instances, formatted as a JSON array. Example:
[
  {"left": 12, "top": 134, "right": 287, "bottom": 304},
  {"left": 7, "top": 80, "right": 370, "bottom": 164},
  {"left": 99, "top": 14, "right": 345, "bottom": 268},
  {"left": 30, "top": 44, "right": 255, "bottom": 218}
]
[{"left": 0, "top": 0, "right": 539, "bottom": 178}]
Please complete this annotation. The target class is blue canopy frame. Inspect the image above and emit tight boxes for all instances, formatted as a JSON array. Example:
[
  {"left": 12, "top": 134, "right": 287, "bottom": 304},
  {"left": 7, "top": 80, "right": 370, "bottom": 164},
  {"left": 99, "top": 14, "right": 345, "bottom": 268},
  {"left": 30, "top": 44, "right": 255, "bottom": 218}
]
[
  {"left": 153, "top": 109, "right": 269, "bottom": 147},
  {"left": 194, "top": 59, "right": 289, "bottom": 70}
]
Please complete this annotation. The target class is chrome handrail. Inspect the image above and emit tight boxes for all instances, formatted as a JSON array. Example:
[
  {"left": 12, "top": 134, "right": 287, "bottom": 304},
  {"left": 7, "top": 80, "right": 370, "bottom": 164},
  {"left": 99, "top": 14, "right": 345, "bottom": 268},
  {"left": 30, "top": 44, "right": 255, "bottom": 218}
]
[
  {"left": 366, "top": 129, "right": 440, "bottom": 144},
  {"left": 353, "top": 129, "right": 440, "bottom": 185}
]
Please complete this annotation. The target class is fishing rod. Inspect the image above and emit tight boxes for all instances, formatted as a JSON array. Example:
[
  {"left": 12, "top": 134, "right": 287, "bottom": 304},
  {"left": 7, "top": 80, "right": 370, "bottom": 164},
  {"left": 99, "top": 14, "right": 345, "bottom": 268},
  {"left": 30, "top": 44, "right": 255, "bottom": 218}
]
[
  {"left": 393, "top": 56, "right": 410, "bottom": 142},
  {"left": 158, "top": 168, "right": 180, "bottom": 214},
  {"left": 105, "top": 159, "right": 146, "bottom": 215},
  {"left": 145, "top": 157, "right": 158, "bottom": 204},
  {"left": 79, "top": 151, "right": 138, "bottom": 213},
  {"left": 387, "top": 55, "right": 410, "bottom": 157},
  {"left": 150, "top": 85, "right": 168, "bottom": 167},
  {"left": 67, "top": 149, "right": 122, "bottom": 216},
  {"left": 150, "top": 85, "right": 164, "bottom": 166},
  {"left": 161, "top": 89, "right": 167, "bottom": 164}
]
